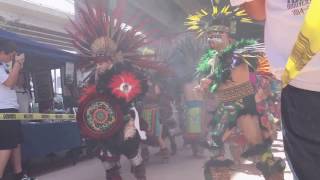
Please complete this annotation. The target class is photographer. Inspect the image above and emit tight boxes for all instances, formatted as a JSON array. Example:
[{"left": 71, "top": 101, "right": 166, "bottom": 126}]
[{"left": 0, "top": 40, "right": 34, "bottom": 180}]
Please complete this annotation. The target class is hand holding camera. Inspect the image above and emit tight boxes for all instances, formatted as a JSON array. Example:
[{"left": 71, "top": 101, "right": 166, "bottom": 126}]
[{"left": 15, "top": 53, "right": 25, "bottom": 69}]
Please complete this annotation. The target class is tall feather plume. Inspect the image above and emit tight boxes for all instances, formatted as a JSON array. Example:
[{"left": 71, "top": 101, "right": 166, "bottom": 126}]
[
  {"left": 170, "top": 33, "right": 208, "bottom": 81},
  {"left": 185, "top": 0, "right": 253, "bottom": 37},
  {"left": 67, "top": 0, "right": 168, "bottom": 73}
]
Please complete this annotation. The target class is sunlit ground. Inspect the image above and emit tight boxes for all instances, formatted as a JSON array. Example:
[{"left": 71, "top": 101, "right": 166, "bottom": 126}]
[{"left": 36, "top": 131, "right": 292, "bottom": 180}]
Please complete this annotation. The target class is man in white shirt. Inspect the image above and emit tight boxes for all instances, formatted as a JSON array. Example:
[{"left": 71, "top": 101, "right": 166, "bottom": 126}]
[
  {"left": 0, "top": 61, "right": 19, "bottom": 110},
  {"left": 231, "top": 0, "right": 320, "bottom": 179},
  {"left": 0, "top": 40, "right": 35, "bottom": 180}
]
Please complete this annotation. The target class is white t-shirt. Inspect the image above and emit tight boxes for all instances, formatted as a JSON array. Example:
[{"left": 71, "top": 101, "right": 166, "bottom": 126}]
[
  {"left": 265, "top": 0, "right": 320, "bottom": 91},
  {"left": 0, "top": 63, "right": 19, "bottom": 109}
]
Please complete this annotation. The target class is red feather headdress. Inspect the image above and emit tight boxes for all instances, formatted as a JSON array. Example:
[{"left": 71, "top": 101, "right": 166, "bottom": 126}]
[{"left": 67, "top": 0, "right": 168, "bottom": 73}]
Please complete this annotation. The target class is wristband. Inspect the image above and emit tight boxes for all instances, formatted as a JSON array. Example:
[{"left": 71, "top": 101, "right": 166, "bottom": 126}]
[{"left": 15, "top": 62, "right": 23, "bottom": 69}]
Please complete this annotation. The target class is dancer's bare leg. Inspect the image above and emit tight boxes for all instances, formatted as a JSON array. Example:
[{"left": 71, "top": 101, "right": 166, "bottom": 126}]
[{"left": 237, "top": 115, "right": 263, "bottom": 145}]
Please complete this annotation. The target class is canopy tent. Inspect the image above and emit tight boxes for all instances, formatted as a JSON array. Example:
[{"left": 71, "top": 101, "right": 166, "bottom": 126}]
[
  {"left": 0, "top": 28, "right": 80, "bottom": 112},
  {"left": 0, "top": 28, "right": 78, "bottom": 71}
]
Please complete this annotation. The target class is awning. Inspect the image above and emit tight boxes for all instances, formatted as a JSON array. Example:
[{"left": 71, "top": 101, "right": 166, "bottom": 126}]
[{"left": 0, "top": 28, "right": 78, "bottom": 63}]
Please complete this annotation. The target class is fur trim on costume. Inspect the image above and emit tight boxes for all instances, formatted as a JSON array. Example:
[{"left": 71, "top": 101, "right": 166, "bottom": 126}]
[
  {"left": 129, "top": 150, "right": 143, "bottom": 167},
  {"left": 106, "top": 165, "right": 122, "bottom": 180},
  {"left": 256, "top": 158, "right": 286, "bottom": 180},
  {"left": 204, "top": 162, "right": 233, "bottom": 180},
  {"left": 241, "top": 138, "right": 273, "bottom": 158},
  {"left": 131, "top": 163, "right": 146, "bottom": 180}
]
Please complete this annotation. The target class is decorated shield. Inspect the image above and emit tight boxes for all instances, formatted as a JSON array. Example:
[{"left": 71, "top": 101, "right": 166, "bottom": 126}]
[{"left": 77, "top": 90, "right": 124, "bottom": 140}]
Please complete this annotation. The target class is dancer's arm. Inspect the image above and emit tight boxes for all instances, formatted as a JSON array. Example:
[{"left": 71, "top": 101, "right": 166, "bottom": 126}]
[{"left": 231, "top": 0, "right": 266, "bottom": 21}]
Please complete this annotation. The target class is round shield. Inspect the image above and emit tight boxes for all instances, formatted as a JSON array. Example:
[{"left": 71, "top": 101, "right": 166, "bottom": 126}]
[{"left": 77, "top": 93, "right": 124, "bottom": 140}]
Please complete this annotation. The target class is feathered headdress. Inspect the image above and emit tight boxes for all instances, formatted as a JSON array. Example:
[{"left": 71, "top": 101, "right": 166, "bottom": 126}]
[
  {"left": 67, "top": 1, "right": 167, "bottom": 73},
  {"left": 202, "top": 40, "right": 272, "bottom": 93},
  {"left": 185, "top": 0, "right": 253, "bottom": 37},
  {"left": 170, "top": 34, "right": 208, "bottom": 81},
  {"left": 231, "top": 42, "right": 271, "bottom": 75}
]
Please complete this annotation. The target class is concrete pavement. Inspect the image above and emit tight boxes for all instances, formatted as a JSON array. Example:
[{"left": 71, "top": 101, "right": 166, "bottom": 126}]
[{"left": 37, "top": 132, "right": 293, "bottom": 180}]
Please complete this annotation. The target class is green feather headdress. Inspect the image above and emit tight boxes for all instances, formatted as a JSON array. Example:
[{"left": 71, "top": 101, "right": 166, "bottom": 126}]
[
  {"left": 201, "top": 39, "right": 260, "bottom": 93},
  {"left": 197, "top": 49, "right": 218, "bottom": 76}
]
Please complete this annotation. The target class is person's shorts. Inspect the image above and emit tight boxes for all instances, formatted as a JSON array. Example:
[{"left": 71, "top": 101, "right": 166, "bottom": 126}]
[
  {"left": 0, "top": 108, "right": 23, "bottom": 150},
  {"left": 282, "top": 85, "right": 320, "bottom": 179}
]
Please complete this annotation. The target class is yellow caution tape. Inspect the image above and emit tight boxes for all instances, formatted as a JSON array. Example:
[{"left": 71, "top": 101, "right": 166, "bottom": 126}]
[{"left": 0, "top": 113, "right": 76, "bottom": 121}]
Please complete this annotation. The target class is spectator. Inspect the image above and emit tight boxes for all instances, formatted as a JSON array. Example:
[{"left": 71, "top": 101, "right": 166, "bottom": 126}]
[
  {"left": 231, "top": 0, "right": 320, "bottom": 179},
  {"left": 0, "top": 40, "right": 35, "bottom": 180}
]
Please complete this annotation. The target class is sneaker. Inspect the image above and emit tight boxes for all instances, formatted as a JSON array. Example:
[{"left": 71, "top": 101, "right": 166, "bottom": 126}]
[
  {"left": 256, "top": 158, "right": 286, "bottom": 179},
  {"left": 17, "top": 174, "right": 37, "bottom": 180},
  {"left": 106, "top": 166, "right": 122, "bottom": 180},
  {"left": 132, "top": 164, "right": 146, "bottom": 180}
]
